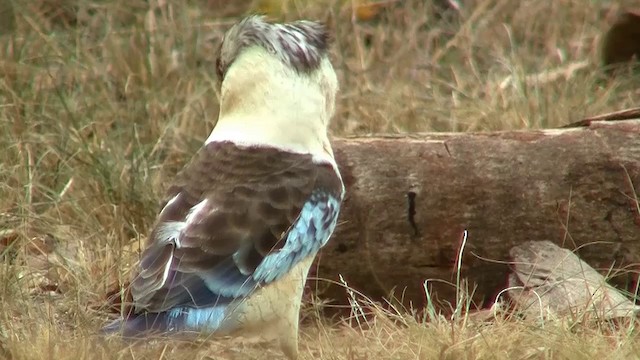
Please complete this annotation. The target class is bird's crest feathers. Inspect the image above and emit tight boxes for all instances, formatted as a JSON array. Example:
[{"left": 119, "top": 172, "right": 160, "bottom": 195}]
[{"left": 216, "top": 15, "right": 331, "bottom": 80}]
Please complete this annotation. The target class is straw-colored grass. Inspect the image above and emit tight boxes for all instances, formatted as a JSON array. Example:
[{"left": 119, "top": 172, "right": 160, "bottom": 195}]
[{"left": 1, "top": 0, "right": 639, "bottom": 358}]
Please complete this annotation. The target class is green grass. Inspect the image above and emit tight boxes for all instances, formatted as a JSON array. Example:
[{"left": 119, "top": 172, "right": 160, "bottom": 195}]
[{"left": 1, "top": 0, "right": 639, "bottom": 358}]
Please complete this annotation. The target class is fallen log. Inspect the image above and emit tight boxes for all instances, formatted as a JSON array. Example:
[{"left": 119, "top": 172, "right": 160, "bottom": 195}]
[{"left": 311, "top": 120, "right": 640, "bottom": 312}]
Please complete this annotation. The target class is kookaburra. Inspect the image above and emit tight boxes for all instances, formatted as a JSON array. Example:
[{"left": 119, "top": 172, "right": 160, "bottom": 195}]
[{"left": 103, "top": 16, "right": 344, "bottom": 359}]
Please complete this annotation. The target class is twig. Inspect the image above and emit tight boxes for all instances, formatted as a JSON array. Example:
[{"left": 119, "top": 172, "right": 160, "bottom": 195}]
[{"left": 561, "top": 107, "right": 640, "bottom": 128}]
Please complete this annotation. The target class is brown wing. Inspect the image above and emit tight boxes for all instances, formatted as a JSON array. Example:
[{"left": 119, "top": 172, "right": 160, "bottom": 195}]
[{"left": 129, "top": 141, "right": 342, "bottom": 312}]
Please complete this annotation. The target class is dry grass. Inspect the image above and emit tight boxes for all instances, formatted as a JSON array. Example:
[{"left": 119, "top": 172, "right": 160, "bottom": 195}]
[{"left": 1, "top": 0, "right": 640, "bottom": 358}]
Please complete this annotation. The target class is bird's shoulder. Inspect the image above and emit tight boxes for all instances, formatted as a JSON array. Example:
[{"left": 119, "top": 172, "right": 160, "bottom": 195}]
[{"left": 156, "top": 140, "right": 341, "bottom": 229}]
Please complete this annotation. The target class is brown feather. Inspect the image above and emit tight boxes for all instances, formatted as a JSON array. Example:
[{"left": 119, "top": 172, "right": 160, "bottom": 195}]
[{"left": 129, "top": 141, "right": 342, "bottom": 312}]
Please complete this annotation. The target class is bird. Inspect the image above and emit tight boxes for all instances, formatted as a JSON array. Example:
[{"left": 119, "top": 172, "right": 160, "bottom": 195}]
[{"left": 102, "top": 15, "right": 344, "bottom": 359}]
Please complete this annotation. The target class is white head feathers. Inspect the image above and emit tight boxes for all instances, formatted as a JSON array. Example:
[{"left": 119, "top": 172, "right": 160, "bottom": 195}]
[{"left": 205, "top": 16, "right": 339, "bottom": 164}]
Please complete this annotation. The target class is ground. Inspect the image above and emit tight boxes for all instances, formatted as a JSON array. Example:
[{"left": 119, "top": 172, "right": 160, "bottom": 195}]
[{"left": 1, "top": 0, "right": 639, "bottom": 359}]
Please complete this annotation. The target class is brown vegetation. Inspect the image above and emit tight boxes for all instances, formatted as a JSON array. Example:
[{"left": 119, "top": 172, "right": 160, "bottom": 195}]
[{"left": 1, "top": 0, "right": 639, "bottom": 358}]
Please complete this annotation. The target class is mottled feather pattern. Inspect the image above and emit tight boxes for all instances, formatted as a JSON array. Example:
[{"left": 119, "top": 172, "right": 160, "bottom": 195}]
[
  {"left": 129, "top": 141, "right": 343, "bottom": 314},
  {"left": 217, "top": 15, "right": 330, "bottom": 79}
]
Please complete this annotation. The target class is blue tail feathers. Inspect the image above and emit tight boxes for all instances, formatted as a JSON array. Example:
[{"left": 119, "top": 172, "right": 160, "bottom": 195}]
[
  {"left": 102, "top": 305, "right": 230, "bottom": 338},
  {"left": 102, "top": 312, "right": 175, "bottom": 338}
]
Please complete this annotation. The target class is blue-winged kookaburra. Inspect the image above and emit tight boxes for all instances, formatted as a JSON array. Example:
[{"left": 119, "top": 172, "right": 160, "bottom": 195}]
[{"left": 103, "top": 15, "right": 344, "bottom": 359}]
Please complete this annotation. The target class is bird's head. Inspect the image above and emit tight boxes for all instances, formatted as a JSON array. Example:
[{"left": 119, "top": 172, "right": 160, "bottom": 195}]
[
  {"left": 207, "top": 16, "right": 339, "bottom": 160},
  {"left": 215, "top": 16, "right": 333, "bottom": 84}
]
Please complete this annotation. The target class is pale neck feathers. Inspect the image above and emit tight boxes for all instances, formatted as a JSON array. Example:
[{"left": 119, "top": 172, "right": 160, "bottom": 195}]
[{"left": 206, "top": 47, "right": 338, "bottom": 164}]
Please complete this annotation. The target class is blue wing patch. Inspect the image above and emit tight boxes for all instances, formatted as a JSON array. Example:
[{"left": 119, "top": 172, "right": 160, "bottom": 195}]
[
  {"left": 200, "top": 259, "right": 257, "bottom": 298},
  {"left": 252, "top": 190, "right": 341, "bottom": 284}
]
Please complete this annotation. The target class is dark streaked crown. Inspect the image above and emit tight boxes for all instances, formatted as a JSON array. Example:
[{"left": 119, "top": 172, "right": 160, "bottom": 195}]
[{"left": 215, "top": 15, "right": 331, "bottom": 80}]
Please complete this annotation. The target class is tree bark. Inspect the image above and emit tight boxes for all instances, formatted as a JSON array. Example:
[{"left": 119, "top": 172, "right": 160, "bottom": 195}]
[{"left": 310, "top": 120, "right": 640, "bottom": 313}]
